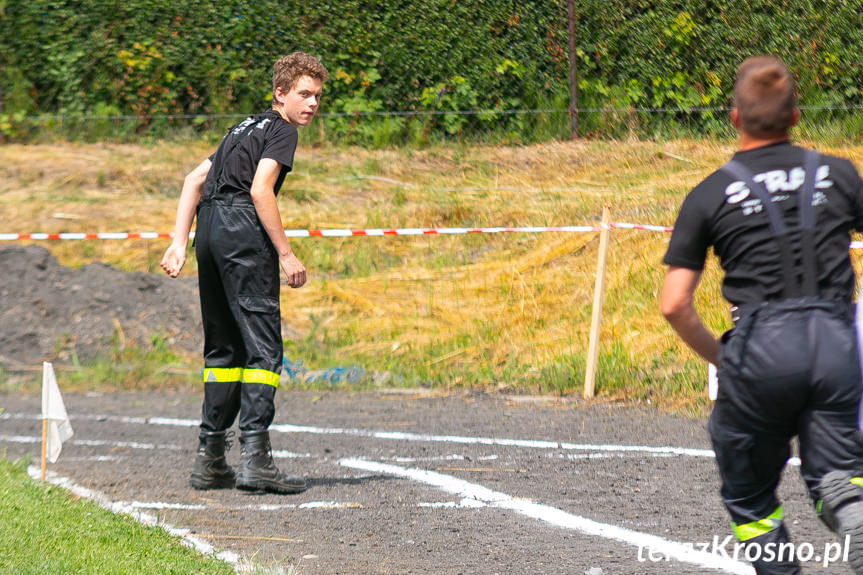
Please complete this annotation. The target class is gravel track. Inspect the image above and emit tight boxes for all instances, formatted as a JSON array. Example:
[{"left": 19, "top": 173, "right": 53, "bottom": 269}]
[{"left": 0, "top": 389, "right": 852, "bottom": 574}]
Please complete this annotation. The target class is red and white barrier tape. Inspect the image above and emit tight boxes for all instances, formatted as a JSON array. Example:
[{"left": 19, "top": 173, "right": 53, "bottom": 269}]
[
  {"left": 0, "top": 222, "right": 675, "bottom": 241},
  {"left": 0, "top": 232, "right": 172, "bottom": 241},
  {"left": 286, "top": 225, "right": 604, "bottom": 237},
  {"left": 4, "top": 226, "right": 861, "bottom": 249},
  {"left": 607, "top": 222, "right": 674, "bottom": 233}
]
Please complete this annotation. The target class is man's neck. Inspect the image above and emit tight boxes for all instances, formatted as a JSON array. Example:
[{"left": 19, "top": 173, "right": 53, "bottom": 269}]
[{"left": 737, "top": 132, "right": 790, "bottom": 151}]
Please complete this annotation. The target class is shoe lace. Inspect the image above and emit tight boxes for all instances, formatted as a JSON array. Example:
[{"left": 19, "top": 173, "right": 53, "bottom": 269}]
[{"left": 223, "top": 429, "right": 236, "bottom": 453}]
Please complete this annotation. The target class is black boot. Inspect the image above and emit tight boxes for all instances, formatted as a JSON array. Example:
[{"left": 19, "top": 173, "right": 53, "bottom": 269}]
[
  {"left": 236, "top": 430, "right": 306, "bottom": 494},
  {"left": 189, "top": 430, "right": 236, "bottom": 490},
  {"left": 819, "top": 471, "right": 863, "bottom": 574},
  {"left": 741, "top": 525, "right": 801, "bottom": 574}
]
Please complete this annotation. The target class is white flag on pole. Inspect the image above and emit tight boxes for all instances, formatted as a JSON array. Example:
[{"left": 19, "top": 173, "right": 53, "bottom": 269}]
[{"left": 41, "top": 361, "right": 73, "bottom": 463}]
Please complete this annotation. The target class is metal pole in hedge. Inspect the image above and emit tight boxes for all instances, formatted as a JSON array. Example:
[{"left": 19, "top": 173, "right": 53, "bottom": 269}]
[
  {"left": 567, "top": 0, "right": 579, "bottom": 139},
  {"left": 584, "top": 206, "right": 610, "bottom": 398}
]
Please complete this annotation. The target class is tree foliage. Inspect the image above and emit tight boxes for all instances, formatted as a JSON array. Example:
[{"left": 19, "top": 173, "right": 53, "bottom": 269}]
[{"left": 1, "top": 1, "right": 861, "bottom": 140}]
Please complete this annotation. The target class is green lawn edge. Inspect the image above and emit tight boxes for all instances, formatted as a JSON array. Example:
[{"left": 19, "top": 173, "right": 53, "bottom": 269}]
[{"left": 0, "top": 457, "right": 235, "bottom": 575}]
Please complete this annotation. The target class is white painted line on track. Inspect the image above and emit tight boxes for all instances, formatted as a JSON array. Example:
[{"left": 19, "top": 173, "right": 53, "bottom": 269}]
[
  {"left": 2, "top": 434, "right": 315, "bottom": 462},
  {"left": 2, "top": 412, "right": 151, "bottom": 424},
  {"left": 339, "top": 458, "right": 755, "bottom": 575},
  {"left": 122, "top": 501, "right": 362, "bottom": 511},
  {"left": 148, "top": 416, "right": 199, "bottom": 427},
  {"left": 74, "top": 438, "right": 184, "bottom": 450},
  {"left": 0, "top": 434, "right": 40, "bottom": 444},
  {"left": 381, "top": 453, "right": 499, "bottom": 463},
  {"left": 550, "top": 452, "right": 676, "bottom": 460},
  {"left": 127, "top": 501, "right": 208, "bottom": 510},
  {"left": 298, "top": 501, "right": 362, "bottom": 509},
  {"left": 271, "top": 450, "right": 313, "bottom": 459},
  {"left": 271, "top": 422, "right": 720, "bottom": 457},
  {"left": 26, "top": 466, "right": 239, "bottom": 565},
  {"left": 419, "top": 498, "right": 486, "bottom": 509},
  {"left": 1, "top": 415, "right": 806, "bottom": 467},
  {"left": 0, "top": 433, "right": 182, "bottom": 451},
  {"left": 62, "top": 455, "right": 125, "bottom": 462},
  {"left": 3, "top": 412, "right": 719, "bottom": 457}
]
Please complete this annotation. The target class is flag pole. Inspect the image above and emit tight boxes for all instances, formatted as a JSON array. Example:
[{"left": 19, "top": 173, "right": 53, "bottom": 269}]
[
  {"left": 39, "top": 361, "right": 73, "bottom": 472},
  {"left": 40, "top": 361, "right": 49, "bottom": 481},
  {"left": 41, "top": 418, "right": 48, "bottom": 481}
]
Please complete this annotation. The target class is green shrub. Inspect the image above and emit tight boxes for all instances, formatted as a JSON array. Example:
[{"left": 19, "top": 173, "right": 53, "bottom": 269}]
[{"left": 2, "top": 1, "right": 862, "bottom": 143}]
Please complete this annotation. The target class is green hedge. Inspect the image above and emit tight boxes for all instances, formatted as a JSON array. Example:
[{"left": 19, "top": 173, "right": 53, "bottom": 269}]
[{"left": 1, "top": 1, "right": 861, "bottom": 142}]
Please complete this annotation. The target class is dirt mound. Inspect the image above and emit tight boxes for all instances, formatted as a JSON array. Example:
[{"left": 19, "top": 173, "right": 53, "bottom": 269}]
[{"left": 0, "top": 245, "right": 202, "bottom": 368}]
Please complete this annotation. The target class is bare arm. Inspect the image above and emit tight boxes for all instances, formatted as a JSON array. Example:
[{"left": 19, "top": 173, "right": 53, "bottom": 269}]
[
  {"left": 160, "top": 158, "right": 211, "bottom": 278},
  {"left": 660, "top": 266, "right": 720, "bottom": 365},
  {"left": 250, "top": 158, "right": 306, "bottom": 288}
]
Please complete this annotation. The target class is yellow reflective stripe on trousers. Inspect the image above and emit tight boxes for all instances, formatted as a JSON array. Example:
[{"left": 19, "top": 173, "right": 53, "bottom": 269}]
[
  {"left": 732, "top": 506, "right": 784, "bottom": 541},
  {"left": 851, "top": 477, "right": 863, "bottom": 489},
  {"left": 203, "top": 367, "right": 243, "bottom": 383},
  {"left": 242, "top": 368, "right": 280, "bottom": 387}
]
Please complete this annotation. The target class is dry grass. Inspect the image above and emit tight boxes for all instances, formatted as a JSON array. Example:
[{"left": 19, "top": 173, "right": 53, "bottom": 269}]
[{"left": 4, "top": 138, "right": 863, "bottom": 412}]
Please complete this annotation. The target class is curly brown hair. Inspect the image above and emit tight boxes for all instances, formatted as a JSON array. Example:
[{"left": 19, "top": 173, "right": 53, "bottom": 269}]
[{"left": 271, "top": 52, "right": 328, "bottom": 105}]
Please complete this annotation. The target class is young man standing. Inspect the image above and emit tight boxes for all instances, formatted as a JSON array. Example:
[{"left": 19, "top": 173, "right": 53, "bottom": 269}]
[
  {"left": 161, "top": 52, "right": 327, "bottom": 494},
  {"left": 661, "top": 55, "right": 863, "bottom": 574}
]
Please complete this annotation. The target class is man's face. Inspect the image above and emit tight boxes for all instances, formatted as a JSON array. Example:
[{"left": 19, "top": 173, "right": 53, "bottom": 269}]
[{"left": 275, "top": 76, "right": 323, "bottom": 126}]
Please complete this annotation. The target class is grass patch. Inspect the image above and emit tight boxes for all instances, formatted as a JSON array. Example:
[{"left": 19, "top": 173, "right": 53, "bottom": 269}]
[
  {"left": 0, "top": 457, "right": 235, "bottom": 575},
  {"left": 1, "top": 333, "right": 199, "bottom": 394}
]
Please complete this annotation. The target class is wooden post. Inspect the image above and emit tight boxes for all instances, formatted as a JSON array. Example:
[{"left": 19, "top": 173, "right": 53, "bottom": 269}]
[
  {"left": 40, "top": 418, "right": 47, "bottom": 481},
  {"left": 584, "top": 206, "right": 611, "bottom": 398}
]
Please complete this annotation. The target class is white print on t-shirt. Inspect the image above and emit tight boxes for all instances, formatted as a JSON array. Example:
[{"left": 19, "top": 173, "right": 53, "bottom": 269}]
[
  {"left": 231, "top": 117, "right": 256, "bottom": 134},
  {"left": 230, "top": 117, "right": 272, "bottom": 135},
  {"left": 724, "top": 165, "right": 832, "bottom": 216}
]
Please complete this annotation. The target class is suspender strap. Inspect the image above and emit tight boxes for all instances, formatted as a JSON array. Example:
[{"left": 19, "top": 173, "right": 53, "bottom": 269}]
[
  {"left": 721, "top": 150, "right": 821, "bottom": 298},
  {"left": 721, "top": 160, "right": 798, "bottom": 298}
]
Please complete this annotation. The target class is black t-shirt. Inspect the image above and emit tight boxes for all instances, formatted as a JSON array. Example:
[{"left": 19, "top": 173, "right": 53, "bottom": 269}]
[
  {"left": 663, "top": 142, "right": 863, "bottom": 305},
  {"left": 204, "top": 109, "right": 298, "bottom": 199}
]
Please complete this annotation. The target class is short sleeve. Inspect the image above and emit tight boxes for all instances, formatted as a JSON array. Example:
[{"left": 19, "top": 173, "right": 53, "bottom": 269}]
[
  {"left": 662, "top": 186, "right": 712, "bottom": 271},
  {"left": 262, "top": 122, "right": 298, "bottom": 171}
]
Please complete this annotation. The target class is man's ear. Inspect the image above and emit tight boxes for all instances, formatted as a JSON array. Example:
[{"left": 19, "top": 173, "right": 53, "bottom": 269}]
[
  {"left": 730, "top": 107, "right": 741, "bottom": 129},
  {"left": 273, "top": 86, "right": 287, "bottom": 105},
  {"left": 790, "top": 108, "right": 800, "bottom": 128}
]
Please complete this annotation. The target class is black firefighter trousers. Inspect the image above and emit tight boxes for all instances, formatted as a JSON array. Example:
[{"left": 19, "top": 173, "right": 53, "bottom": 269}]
[
  {"left": 195, "top": 196, "right": 282, "bottom": 432},
  {"left": 711, "top": 297, "right": 863, "bottom": 573}
]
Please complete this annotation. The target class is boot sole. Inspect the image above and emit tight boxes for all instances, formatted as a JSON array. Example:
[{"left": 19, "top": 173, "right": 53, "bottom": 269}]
[
  {"left": 820, "top": 471, "right": 863, "bottom": 573},
  {"left": 189, "top": 473, "right": 236, "bottom": 490},
  {"left": 821, "top": 471, "right": 861, "bottom": 509},
  {"left": 236, "top": 476, "right": 307, "bottom": 494}
]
